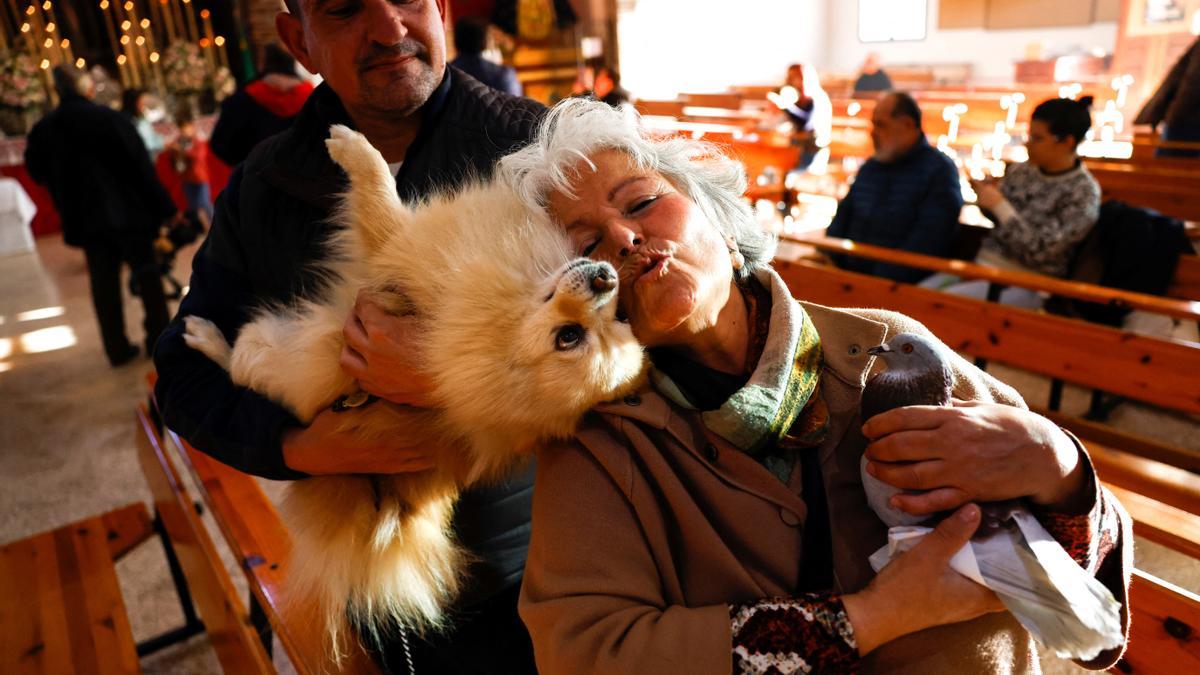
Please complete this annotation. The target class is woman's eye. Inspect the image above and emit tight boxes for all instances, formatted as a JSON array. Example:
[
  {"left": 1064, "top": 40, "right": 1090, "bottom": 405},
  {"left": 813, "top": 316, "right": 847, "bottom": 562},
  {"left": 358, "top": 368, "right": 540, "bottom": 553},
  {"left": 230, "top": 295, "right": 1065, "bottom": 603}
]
[
  {"left": 628, "top": 196, "right": 658, "bottom": 214},
  {"left": 581, "top": 239, "right": 599, "bottom": 256},
  {"left": 555, "top": 324, "right": 585, "bottom": 351}
]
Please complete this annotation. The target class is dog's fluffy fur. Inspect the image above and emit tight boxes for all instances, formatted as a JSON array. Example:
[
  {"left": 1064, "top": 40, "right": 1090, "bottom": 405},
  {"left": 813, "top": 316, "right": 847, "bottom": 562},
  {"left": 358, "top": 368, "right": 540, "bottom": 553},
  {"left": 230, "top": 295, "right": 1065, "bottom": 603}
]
[{"left": 183, "top": 125, "right": 646, "bottom": 658}]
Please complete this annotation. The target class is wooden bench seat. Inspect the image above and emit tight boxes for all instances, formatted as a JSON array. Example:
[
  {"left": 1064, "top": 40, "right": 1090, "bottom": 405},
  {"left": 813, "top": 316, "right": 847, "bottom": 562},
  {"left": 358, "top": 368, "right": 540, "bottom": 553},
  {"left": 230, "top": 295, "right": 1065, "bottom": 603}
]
[
  {"left": 136, "top": 405, "right": 274, "bottom": 674},
  {"left": 0, "top": 503, "right": 152, "bottom": 674},
  {"left": 789, "top": 234, "right": 1200, "bottom": 321},
  {"left": 139, "top": 401, "right": 381, "bottom": 674}
]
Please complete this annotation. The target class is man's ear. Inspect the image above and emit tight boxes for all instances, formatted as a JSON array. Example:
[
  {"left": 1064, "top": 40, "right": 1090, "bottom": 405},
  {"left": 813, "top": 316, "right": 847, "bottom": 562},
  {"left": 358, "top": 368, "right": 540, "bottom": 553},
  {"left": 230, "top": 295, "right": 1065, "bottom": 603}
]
[{"left": 275, "top": 11, "right": 315, "bottom": 75}]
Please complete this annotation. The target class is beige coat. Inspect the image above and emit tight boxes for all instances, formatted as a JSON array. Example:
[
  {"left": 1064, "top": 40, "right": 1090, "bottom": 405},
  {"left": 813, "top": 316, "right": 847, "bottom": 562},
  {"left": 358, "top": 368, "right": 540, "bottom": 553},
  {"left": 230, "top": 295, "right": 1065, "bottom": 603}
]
[{"left": 520, "top": 301, "right": 1131, "bottom": 674}]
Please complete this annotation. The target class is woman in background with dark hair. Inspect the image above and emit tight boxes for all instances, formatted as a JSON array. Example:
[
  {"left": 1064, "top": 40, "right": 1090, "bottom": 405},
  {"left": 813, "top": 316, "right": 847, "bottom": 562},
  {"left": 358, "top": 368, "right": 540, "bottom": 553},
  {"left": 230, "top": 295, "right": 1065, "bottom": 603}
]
[
  {"left": 926, "top": 97, "right": 1101, "bottom": 307},
  {"left": 210, "top": 44, "right": 314, "bottom": 167}
]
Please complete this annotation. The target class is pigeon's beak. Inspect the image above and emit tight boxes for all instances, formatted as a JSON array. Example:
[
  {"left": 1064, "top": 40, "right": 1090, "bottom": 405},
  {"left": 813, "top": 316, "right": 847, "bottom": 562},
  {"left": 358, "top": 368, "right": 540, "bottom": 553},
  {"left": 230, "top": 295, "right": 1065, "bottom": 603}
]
[{"left": 867, "top": 344, "right": 890, "bottom": 355}]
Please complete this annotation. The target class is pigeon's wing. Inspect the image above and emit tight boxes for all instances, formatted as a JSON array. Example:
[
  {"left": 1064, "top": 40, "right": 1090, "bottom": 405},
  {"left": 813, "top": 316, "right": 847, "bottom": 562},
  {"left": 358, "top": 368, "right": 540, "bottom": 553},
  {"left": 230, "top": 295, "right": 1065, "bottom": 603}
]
[
  {"left": 971, "top": 510, "right": 1123, "bottom": 661},
  {"left": 860, "top": 370, "right": 951, "bottom": 422}
]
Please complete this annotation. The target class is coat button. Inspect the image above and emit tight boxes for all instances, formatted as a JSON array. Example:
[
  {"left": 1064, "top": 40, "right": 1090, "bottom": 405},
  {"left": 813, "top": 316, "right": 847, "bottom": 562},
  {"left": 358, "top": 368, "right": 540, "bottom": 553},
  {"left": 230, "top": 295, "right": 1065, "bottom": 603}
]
[
  {"left": 703, "top": 443, "right": 719, "bottom": 462},
  {"left": 848, "top": 344, "right": 862, "bottom": 356},
  {"left": 623, "top": 394, "right": 642, "bottom": 406},
  {"left": 780, "top": 509, "right": 802, "bottom": 526}
]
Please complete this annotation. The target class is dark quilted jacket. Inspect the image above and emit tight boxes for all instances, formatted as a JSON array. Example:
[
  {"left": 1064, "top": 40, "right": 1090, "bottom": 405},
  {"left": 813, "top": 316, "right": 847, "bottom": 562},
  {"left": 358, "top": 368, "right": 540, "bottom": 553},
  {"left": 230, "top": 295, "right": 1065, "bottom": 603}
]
[{"left": 154, "top": 69, "right": 545, "bottom": 602}]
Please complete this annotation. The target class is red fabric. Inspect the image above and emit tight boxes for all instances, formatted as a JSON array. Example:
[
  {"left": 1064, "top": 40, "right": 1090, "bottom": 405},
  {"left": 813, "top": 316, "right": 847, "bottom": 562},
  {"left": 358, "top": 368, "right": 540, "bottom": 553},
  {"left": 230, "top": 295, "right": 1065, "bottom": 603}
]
[
  {"left": 155, "top": 150, "right": 232, "bottom": 213},
  {"left": 1, "top": 164, "right": 60, "bottom": 237},
  {"left": 6, "top": 152, "right": 231, "bottom": 238},
  {"left": 168, "top": 137, "right": 211, "bottom": 184},
  {"left": 245, "top": 79, "right": 314, "bottom": 118}
]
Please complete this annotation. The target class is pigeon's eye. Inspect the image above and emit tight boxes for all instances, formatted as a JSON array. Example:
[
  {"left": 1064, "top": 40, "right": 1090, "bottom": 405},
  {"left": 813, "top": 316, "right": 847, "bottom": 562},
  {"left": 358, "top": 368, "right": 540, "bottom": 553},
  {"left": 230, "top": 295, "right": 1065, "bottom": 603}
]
[
  {"left": 555, "top": 324, "right": 585, "bottom": 351},
  {"left": 901, "top": 343, "right": 914, "bottom": 354}
]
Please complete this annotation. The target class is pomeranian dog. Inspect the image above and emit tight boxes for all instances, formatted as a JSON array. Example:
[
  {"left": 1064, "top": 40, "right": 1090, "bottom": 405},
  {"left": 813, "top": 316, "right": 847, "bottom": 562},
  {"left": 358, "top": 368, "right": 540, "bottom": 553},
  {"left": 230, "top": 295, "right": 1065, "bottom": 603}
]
[{"left": 182, "top": 125, "right": 646, "bottom": 658}]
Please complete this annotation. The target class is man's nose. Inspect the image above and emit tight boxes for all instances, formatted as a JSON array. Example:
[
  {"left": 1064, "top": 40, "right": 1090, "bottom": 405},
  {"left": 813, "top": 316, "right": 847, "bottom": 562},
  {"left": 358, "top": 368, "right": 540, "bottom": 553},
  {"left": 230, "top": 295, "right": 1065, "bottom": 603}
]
[{"left": 363, "top": 0, "right": 409, "bottom": 45}]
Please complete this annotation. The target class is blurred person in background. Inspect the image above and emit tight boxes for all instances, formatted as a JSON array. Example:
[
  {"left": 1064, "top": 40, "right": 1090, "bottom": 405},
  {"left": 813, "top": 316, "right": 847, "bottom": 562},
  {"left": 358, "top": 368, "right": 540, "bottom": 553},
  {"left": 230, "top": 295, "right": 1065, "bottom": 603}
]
[
  {"left": 26, "top": 65, "right": 178, "bottom": 366},
  {"left": 769, "top": 63, "right": 831, "bottom": 172},
  {"left": 451, "top": 15, "right": 523, "bottom": 96},
  {"left": 1135, "top": 36, "right": 1200, "bottom": 158},
  {"left": 211, "top": 43, "right": 315, "bottom": 166},
  {"left": 122, "top": 88, "right": 165, "bottom": 160},
  {"left": 854, "top": 52, "right": 893, "bottom": 93},
  {"left": 167, "top": 110, "right": 214, "bottom": 225}
]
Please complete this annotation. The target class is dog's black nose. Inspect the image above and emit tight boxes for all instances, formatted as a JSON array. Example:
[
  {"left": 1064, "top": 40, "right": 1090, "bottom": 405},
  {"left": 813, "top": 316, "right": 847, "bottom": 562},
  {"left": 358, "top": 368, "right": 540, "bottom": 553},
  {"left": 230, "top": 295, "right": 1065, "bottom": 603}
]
[{"left": 590, "top": 266, "right": 617, "bottom": 294}]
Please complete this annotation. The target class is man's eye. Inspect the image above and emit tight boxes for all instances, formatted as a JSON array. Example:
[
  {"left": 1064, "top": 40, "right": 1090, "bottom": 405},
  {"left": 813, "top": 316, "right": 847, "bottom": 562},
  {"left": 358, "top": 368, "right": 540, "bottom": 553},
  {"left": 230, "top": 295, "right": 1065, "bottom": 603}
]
[{"left": 326, "top": 2, "right": 358, "bottom": 17}]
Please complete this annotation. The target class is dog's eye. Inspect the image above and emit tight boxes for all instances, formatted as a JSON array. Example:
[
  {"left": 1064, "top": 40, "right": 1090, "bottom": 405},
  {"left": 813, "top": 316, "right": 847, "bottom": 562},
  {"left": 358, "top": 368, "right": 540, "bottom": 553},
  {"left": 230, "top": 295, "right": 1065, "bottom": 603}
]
[{"left": 555, "top": 324, "right": 585, "bottom": 351}]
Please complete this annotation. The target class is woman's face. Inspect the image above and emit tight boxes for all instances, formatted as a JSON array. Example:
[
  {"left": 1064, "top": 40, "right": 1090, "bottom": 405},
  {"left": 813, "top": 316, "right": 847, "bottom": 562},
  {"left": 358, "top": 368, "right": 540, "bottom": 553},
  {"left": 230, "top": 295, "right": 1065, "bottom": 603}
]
[{"left": 547, "top": 150, "right": 736, "bottom": 348}]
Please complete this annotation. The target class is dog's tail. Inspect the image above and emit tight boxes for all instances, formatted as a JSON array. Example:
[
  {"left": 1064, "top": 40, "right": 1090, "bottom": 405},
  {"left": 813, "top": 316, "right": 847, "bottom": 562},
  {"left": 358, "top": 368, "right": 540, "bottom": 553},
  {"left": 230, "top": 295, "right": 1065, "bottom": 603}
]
[
  {"left": 325, "top": 124, "right": 412, "bottom": 256},
  {"left": 281, "top": 471, "right": 467, "bottom": 664}
]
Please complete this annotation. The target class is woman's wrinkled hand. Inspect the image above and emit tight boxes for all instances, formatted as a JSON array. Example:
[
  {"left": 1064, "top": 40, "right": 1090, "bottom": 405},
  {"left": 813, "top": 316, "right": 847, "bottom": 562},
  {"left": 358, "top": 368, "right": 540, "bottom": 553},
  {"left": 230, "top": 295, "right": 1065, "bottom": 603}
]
[
  {"left": 341, "top": 289, "right": 437, "bottom": 407},
  {"left": 282, "top": 407, "right": 440, "bottom": 475},
  {"left": 861, "top": 400, "right": 1089, "bottom": 515},
  {"left": 843, "top": 504, "right": 1004, "bottom": 654}
]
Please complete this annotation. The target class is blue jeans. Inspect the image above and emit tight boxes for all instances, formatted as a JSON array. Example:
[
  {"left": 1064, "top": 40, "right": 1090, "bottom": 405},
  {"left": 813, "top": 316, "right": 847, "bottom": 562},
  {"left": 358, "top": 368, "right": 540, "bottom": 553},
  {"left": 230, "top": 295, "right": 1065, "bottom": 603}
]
[{"left": 182, "top": 181, "right": 213, "bottom": 222}]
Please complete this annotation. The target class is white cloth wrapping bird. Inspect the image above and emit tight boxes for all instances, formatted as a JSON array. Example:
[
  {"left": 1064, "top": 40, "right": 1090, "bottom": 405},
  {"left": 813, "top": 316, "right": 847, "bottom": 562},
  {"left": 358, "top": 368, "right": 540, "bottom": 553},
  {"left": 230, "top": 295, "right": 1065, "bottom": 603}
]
[{"left": 861, "top": 332, "right": 1124, "bottom": 661}]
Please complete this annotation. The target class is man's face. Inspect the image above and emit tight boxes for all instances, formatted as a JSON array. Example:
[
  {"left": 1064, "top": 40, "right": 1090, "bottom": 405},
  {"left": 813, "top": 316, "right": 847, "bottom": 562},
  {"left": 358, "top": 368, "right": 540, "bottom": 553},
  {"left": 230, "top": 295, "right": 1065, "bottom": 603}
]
[
  {"left": 278, "top": 0, "right": 446, "bottom": 119},
  {"left": 870, "top": 96, "right": 918, "bottom": 163}
]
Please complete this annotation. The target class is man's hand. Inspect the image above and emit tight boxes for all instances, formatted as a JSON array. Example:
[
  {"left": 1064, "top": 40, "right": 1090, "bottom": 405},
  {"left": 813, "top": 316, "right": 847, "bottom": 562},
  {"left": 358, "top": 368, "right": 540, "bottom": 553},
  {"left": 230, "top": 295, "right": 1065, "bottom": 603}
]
[
  {"left": 862, "top": 400, "right": 1089, "bottom": 515},
  {"left": 341, "top": 290, "right": 436, "bottom": 406},
  {"left": 282, "top": 407, "right": 441, "bottom": 475}
]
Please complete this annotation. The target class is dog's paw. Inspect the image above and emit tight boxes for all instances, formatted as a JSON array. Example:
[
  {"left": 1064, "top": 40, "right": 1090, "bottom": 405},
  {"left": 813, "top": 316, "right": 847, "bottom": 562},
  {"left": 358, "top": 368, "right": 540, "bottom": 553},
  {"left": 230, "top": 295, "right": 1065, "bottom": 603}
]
[
  {"left": 182, "top": 315, "right": 232, "bottom": 369},
  {"left": 325, "top": 125, "right": 382, "bottom": 178}
]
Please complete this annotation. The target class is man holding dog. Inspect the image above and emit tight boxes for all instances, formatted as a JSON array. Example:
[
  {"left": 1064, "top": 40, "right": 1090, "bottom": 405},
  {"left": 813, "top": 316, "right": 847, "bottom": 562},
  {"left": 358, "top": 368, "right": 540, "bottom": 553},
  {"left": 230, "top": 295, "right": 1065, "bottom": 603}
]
[{"left": 153, "top": 1, "right": 543, "bottom": 672}]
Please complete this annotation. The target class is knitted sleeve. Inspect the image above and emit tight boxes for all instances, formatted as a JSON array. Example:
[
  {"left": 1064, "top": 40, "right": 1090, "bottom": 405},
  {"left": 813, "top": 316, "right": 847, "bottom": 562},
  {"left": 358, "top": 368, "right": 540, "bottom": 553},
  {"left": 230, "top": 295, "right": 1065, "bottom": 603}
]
[
  {"left": 730, "top": 594, "right": 861, "bottom": 673},
  {"left": 1030, "top": 439, "right": 1122, "bottom": 575},
  {"left": 990, "top": 164, "right": 1101, "bottom": 277}
]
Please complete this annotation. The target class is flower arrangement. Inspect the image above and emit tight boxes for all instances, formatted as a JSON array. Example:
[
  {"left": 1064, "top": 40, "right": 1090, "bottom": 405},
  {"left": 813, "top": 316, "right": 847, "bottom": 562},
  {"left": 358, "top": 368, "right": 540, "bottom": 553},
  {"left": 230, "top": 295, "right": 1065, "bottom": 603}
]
[
  {"left": 0, "top": 51, "right": 47, "bottom": 110},
  {"left": 162, "top": 41, "right": 208, "bottom": 94},
  {"left": 212, "top": 66, "right": 235, "bottom": 102}
]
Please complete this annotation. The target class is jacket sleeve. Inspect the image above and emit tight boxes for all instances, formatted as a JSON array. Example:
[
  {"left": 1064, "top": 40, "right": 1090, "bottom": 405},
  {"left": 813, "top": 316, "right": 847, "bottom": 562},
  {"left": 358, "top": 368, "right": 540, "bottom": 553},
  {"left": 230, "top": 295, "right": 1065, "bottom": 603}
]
[
  {"left": 520, "top": 440, "right": 734, "bottom": 675},
  {"left": 1134, "top": 42, "right": 1193, "bottom": 126},
  {"left": 153, "top": 166, "right": 308, "bottom": 480},
  {"left": 874, "top": 158, "right": 963, "bottom": 283}
]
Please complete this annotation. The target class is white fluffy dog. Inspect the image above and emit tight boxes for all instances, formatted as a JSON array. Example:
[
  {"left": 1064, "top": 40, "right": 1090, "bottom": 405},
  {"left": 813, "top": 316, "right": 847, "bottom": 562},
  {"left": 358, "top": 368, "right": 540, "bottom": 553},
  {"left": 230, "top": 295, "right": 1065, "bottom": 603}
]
[{"left": 182, "top": 125, "right": 646, "bottom": 657}]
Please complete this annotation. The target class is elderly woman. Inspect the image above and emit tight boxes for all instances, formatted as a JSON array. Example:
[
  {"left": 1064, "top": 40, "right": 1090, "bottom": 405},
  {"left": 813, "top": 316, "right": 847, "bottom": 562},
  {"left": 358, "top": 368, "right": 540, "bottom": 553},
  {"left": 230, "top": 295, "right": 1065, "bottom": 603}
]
[{"left": 501, "top": 100, "right": 1130, "bottom": 674}]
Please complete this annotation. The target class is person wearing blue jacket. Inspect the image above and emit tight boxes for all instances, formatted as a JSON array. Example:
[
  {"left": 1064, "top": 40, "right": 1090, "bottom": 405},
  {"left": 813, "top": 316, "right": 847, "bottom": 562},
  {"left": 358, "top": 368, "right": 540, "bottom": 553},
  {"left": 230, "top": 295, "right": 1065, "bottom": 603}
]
[{"left": 827, "top": 92, "right": 963, "bottom": 283}]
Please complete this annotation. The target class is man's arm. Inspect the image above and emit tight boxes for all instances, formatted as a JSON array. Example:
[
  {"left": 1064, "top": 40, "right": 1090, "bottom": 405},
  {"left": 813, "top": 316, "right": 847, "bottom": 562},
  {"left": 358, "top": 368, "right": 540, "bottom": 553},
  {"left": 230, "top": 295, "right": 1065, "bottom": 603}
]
[{"left": 153, "top": 168, "right": 308, "bottom": 479}]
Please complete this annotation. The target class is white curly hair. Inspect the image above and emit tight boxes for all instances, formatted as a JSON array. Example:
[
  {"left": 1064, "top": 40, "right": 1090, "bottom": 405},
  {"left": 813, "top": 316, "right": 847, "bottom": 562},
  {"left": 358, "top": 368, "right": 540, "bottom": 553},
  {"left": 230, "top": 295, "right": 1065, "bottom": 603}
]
[{"left": 499, "top": 97, "right": 777, "bottom": 278}]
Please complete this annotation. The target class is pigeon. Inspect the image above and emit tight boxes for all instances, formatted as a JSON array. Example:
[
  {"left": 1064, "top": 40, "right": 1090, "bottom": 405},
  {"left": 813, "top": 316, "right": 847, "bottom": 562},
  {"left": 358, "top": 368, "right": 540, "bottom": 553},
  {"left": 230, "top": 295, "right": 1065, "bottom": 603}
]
[{"left": 861, "top": 332, "right": 1123, "bottom": 661}]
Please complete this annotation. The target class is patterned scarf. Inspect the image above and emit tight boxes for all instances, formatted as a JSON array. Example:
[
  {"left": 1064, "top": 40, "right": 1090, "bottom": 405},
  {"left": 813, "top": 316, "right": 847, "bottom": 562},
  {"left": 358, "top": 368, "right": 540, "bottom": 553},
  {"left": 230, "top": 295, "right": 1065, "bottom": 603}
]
[{"left": 653, "top": 269, "right": 830, "bottom": 483}]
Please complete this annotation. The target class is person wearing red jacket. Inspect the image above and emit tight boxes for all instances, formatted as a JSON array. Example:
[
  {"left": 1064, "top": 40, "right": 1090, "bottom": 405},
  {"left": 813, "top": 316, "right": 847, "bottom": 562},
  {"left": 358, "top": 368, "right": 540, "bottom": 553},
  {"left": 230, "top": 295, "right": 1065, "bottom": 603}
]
[{"left": 210, "top": 44, "right": 315, "bottom": 167}]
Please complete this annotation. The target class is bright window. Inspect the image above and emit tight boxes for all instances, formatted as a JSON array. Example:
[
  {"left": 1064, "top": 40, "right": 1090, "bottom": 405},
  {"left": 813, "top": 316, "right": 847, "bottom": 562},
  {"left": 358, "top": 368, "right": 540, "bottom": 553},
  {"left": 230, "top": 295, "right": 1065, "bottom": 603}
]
[{"left": 858, "top": 0, "right": 928, "bottom": 43}]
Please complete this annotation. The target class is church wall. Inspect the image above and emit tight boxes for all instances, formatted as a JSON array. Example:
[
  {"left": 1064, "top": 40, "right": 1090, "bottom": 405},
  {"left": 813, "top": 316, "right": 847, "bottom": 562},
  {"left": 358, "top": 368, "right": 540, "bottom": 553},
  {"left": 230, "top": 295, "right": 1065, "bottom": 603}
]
[{"left": 822, "top": 0, "right": 1119, "bottom": 81}]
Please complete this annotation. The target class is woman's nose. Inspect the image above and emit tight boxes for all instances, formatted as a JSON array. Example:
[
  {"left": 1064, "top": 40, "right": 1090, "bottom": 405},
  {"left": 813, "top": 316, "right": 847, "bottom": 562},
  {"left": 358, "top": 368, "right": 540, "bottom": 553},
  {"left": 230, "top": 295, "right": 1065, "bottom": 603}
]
[{"left": 605, "top": 223, "right": 643, "bottom": 259}]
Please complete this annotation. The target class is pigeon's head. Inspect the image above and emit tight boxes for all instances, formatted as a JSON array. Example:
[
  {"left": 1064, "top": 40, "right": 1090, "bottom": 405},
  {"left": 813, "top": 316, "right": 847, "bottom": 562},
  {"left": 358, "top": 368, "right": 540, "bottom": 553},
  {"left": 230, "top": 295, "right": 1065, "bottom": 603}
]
[{"left": 867, "top": 332, "right": 949, "bottom": 375}]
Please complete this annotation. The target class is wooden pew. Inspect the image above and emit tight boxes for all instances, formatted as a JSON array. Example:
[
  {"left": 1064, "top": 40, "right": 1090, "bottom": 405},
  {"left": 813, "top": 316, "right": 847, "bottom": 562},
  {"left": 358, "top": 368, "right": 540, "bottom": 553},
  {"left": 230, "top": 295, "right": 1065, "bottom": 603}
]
[
  {"left": 135, "top": 404, "right": 275, "bottom": 674},
  {"left": 0, "top": 504, "right": 153, "bottom": 674},
  {"left": 154, "top": 417, "right": 382, "bottom": 674},
  {"left": 774, "top": 259, "right": 1200, "bottom": 462},
  {"left": 790, "top": 234, "right": 1200, "bottom": 323},
  {"left": 1123, "top": 571, "right": 1200, "bottom": 674},
  {"left": 1085, "top": 160, "right": 1200, "bottom": 224}
]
